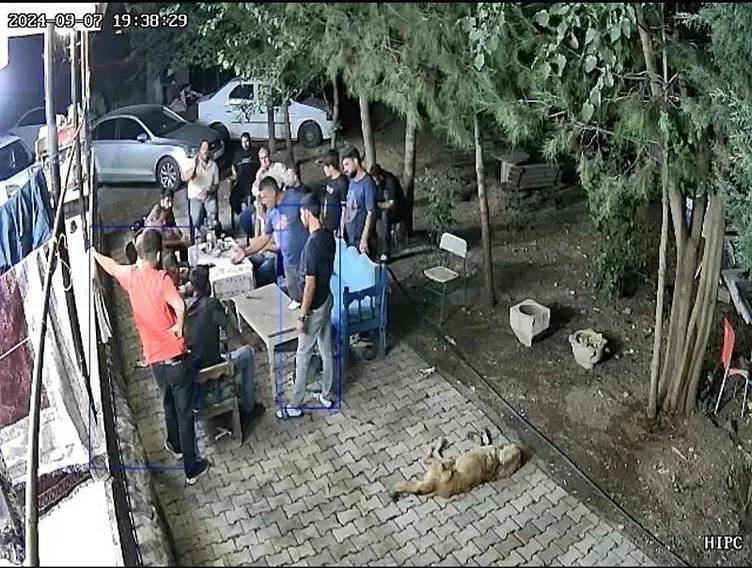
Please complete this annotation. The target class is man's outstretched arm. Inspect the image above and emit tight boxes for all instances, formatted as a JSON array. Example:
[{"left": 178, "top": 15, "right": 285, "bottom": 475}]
[{"left": 92, "top": 249, "right": 131, "bottom": 281}]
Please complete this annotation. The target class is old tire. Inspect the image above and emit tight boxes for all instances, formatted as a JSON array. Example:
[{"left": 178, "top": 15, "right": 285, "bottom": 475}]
[
  {"left": 298, "top": 121, "right": 323, "bottom": 148},
  {"left": 157, "top": 156, "right": 181, "bottom": 191}
]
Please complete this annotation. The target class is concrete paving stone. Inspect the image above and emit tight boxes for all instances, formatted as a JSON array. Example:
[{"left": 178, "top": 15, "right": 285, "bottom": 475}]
[
  {"left": 336, "top": 508, "right": 361, "bottom": 527},
  {"left": 392, "top": 524, "right": 421, "bottom": 548},
  {"left": 271, "top": 533, "right": 300, "bottom": 555},
  {"left": 559, "top": 544, "right": 585, "bottom": 565},
  {"left": 370, "top": 553, "right": 398, "bottom": 566},
  {"left": 435, "top": 553, "right": 462, "bottom": 566},
  {"left": 266, "top": 548, "right": 293, "bottom": 566},
  {"left": 326, "top": 540, "right": 360, "bottom": 562},
  {"left": 593, "top": 534, "right": 617, "bottom": 556},
  {"left": 277, "top": 515, "right": 307, "bottom": 536},
  {"left": 248, "top": 540, "right": 276, "bottom": 562},
  {"left": 394, "top": 507, "right": 421, "bottom": 531},
  {"left": 494, "top": 533, "right": 524, "bottom": 557},
  {"left": 537, "top": 542, "right": 566, "bottom": 565},
  {"left": 256, "top": 523, "right": 282, "bottom": 544},
  {"left": 454, "top": 541, "right": 482, "bottom": 565},
  {"left": 212, "top": 540, "right": 238, "bottom": 559},
  {"left": 516, "top": 536, "right": 545, "bottom": 561},
  {"left": 288, "top": 541, "right": 316, "bottom": 564},
  {"left": 390, "top": 542, "right": 420, "bottom": 565},
  {"left": 573, "top": 531, "right": 598, "bottom": 555},
  {"left": 332, "top": 521, "right": 359, "bottom": 544}
]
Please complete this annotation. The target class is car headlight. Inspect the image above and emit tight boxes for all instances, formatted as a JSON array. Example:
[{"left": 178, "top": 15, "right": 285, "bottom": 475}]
[{"left": 185, "top": 145, "right": 198, "bottom": 158}]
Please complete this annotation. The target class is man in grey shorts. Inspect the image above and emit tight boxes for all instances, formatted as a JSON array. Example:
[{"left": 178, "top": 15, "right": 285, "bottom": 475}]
[{"left": 277, "top": 193, "right": 336, "bottom": 419}]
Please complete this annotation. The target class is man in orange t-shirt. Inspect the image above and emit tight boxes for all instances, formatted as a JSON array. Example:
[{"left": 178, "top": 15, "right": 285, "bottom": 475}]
[{"left": 93, "top": 229, "right": 210, "bottom": 484}]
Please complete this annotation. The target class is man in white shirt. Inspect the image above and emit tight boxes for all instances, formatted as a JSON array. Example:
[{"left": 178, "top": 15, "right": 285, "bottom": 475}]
[
  {"left": 251, "top": 147, "right": 286, "bottom": 199},
  {"left": 182, "top": 140, "right": 220, "bottom": 235}
]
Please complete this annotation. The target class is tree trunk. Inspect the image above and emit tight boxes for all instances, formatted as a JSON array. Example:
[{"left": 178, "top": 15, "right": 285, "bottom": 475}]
[
  {"left": 402, "top": 115, "right": 417, "bottom": 237},
  {"left": 267, "top": 101, "right": 276, "bottom": 155},
  {"left": 665, "top": 195, "right": 724, "bottom": 414},
  {"left": 359, "top": 94, "right": 376, "bottom": 171},
  {"left": 331, "top": 75, "right": 340, "bottom": 150},
  {"left": 649, "top": 147, "right": 669, "bottom": 419},
  {"left": 647, "top": 8, "right": 669, "bottom": 420},
  {"left": 474, "top": 114, "right": 495, "bottom": 307},
  {"left": 283, "top": 101, "right": 294, "bottom": 165},
  {"left": 681, "top": 196, "right": 724, "bottom": 414}
]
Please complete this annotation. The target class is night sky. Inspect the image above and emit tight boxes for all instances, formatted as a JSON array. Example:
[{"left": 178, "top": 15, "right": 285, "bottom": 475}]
[{"left": 0, "top": 34, "right": 72, "bottom": 132}]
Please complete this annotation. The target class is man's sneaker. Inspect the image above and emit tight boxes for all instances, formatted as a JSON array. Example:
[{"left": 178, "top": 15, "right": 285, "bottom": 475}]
[
  {"left": 164, "top": 440, "right": 182, "bottom": 460},
  {"left": 318, "top": 394, "right": 333, "bottom": 409},
  {"left": 276, "top": 406, "right": 303, "bottom": 419},
  {"left": 186, "top": 459, "right": 211, "bottom": 485}
]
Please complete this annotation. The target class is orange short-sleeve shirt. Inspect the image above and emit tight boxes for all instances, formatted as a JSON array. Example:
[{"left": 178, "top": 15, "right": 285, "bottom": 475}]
[{"left": 116, "top": 265, "right": 186, "bottom": 364}]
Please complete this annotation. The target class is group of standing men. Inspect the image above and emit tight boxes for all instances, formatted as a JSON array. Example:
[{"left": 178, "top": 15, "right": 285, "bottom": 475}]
[{"left": 91, "top": 134, "right": 405, "bottom": 484}]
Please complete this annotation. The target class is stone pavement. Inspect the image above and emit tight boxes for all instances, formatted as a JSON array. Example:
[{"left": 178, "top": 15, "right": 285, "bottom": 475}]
[{"left": 119, "top": 312, "right": 661, "bottom": 568}]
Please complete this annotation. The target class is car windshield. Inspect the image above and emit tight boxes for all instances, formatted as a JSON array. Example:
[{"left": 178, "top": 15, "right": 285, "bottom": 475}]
[
  {"left": 0, "top": 140, "right": 33, "bottom": 182},
  {"left": 138, "top": 108, "right": 185, "bottom": 137}
]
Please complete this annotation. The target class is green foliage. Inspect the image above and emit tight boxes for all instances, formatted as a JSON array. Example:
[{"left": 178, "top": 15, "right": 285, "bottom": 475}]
[{"left": 418, "top": 168, "right": 457, "bottom": 245}]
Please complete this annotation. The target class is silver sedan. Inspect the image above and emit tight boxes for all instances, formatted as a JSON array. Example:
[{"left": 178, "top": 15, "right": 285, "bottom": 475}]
[{"left": 91, "top": 104, "right": 224, "bottom": 191}]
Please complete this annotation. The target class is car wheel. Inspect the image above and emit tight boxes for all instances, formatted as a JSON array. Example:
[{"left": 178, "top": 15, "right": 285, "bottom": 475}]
[
  {"left": 157, "top": 157, "right": 180, "bottom": 191},
  {"left": 211, "top": 123, "right": 230, "bottom": 144},
  {"left": 298, "top": 121, "right": 323, "bottom": 148}
]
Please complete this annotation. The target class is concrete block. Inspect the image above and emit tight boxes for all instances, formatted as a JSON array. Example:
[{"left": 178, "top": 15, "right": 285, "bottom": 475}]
[{"left": 509, "top": 299, "right": 550, "bottom": 347}]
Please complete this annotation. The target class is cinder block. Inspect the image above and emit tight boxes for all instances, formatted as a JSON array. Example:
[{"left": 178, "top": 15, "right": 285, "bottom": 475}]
[{"left": 509, "top": 299, "right": 550, "bottom": 347}]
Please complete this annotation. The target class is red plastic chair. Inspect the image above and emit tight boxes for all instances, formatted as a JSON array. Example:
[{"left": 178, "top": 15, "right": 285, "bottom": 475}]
[{"left": 714, "top": 317, "right": 751, "bottom": 418}]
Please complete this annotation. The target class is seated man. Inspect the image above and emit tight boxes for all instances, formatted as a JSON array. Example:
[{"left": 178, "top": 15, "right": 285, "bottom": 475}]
[
  {"left": 147, "top": 188, "right": 189, "bottom": 260},
  {"left": 186, "top": 267, "right": 265, "bottom": 425}
]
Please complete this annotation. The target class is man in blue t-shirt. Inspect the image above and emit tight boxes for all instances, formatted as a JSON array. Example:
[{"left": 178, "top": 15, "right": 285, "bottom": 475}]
[
  {"left": 232, "top": 176, "right": 308, "bottom": 302},
  {"left": 342, "top": 147, "right": 377, "bottom": 256}
]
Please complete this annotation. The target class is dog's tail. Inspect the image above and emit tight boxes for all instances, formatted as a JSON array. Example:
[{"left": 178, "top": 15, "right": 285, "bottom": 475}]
[{"left": 389, "top": 480, "right": 433, "bottom": 501}]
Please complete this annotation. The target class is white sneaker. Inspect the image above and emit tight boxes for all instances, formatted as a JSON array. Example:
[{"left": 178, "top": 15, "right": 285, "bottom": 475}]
[{"left": 318, "top": 394, "right": 333, "bottom": 408}]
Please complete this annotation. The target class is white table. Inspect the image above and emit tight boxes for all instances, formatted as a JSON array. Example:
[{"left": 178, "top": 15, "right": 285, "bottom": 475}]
[
  {"left": 233, "top": 284, "right": 300, "bottom": 406},
  {"left": 188, "top": 238, "right": 256, "bottom": 300}
]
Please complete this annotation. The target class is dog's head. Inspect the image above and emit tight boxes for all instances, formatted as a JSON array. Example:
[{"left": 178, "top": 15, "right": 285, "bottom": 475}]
[{"left": 495, "top": 444, "right": 523, "bottom": 476}]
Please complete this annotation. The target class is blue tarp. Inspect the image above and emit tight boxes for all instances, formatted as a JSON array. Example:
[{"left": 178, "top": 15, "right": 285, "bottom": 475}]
[{"left": 0, "top": 168, "right": 53, "bottom": 275}]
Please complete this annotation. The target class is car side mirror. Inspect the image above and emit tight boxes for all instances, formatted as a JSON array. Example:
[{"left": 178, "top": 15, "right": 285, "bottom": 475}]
[{"left": 136, "top": 133, "right": 148, "bottom": 143}]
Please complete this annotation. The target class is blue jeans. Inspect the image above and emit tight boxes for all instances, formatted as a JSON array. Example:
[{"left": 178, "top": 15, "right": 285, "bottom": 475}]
[
  {"left": 151, "top": 359, "right": 200, "bottom": 474},
  {"left": 249, "top": 253, "right": 276, "bottom": 287},
  {"left": 224, "top": 346, "right": 256, "bottom": 413},
  {"left": 189, "top": 197, "right": 218, "bottom": 232}
]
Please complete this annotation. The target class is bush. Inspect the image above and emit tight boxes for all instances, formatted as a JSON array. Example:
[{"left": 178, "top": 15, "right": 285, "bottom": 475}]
[{"left": 418, "top": 167, "right": 457, "bottom": 245}]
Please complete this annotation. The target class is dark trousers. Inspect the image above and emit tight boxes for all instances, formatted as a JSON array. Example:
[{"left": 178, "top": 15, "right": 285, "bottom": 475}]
[{"left": 152, "top": 359, "right": 198, "bottom": 474}]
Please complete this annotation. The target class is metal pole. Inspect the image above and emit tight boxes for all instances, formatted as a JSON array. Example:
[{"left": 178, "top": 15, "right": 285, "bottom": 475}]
[
  {"left": 25, "top": 26, "right": 60, "bottom": 565},
  {"left": 71, "top": 30, "right": 88, "bottom": 247}
]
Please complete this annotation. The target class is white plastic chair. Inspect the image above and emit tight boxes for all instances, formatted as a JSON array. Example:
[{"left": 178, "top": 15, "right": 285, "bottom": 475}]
[{"left": 423, "top": 232, "right": 468, "bottom": 326}]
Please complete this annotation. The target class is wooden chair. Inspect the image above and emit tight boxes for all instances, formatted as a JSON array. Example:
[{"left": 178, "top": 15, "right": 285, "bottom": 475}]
[
  {"left": 714, "top": 317, "right": 751, "bottom": 418},
  {"left": 423, "top": 233, "right": 468, "bottom": 326},
  {"left": 195, "top": 360, "right": 242, "bottom": 447}
]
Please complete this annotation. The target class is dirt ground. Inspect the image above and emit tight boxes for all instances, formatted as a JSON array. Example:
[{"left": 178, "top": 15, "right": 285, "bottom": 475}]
[{"left": 338, "top": 105, "right": 752, "bottom": 566}]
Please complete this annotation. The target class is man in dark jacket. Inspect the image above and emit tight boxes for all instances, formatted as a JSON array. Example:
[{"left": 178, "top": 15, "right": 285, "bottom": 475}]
[{"left": 186, "top": 266, "right": 264, "bottom": 424}]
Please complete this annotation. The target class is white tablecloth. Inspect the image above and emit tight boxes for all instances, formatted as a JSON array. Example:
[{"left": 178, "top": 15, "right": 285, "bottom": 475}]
[{"left": 188, "top": 238, "right": 255, "bottom": 300}]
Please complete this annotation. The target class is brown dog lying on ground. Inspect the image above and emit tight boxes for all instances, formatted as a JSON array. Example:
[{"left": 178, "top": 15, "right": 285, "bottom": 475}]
[{"left": 390, "top": 429, "right": 523, "bottom": 500}]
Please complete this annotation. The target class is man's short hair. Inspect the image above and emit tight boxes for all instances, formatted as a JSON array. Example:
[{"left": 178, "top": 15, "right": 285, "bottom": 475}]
[
  {"left": 190, "top": 266, "right": 211, "bottom": 297},
  {"left": 300, "top": 192, "right": 321, "bottom": 217},
  {"left": 259, "top": 176, "right": 280, "bottom": 194},
  {"left": 343, "top": 147, "right": 362, "bottom": 163},
  {"left": 370, "top": 163, "right": 384, "bottom": 179},
  {"left": 320, "top": 149, "right": 340, "bottom": 169},
  {"left": 160, "top": 187, "right": 175, "bottom": 200},
  {"left": 259, "top": 146, "right": 270, "bottom": 157},
  {"left": 136, "top": 229, "right": 163, "bottom": 264},
  {"left": 240, "top": 132, "right": 251, "bottom": 140}
]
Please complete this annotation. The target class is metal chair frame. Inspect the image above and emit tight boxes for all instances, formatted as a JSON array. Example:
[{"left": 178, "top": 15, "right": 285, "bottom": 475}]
[{"left": 422, "top": 233, "right": 468, "bottom": 326}]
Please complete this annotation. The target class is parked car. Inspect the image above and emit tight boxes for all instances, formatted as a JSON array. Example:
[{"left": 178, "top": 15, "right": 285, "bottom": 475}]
[
  {"left": 0, "top": 134, "right": 36, "bottom": 206},
  {"left": 9, "top": 106, "right": 46, "bottom": 155},
  {"left": 91, "top": 104, "right": 224, "bottom": 191},
  {"left": 197, "top": 78, "right": 334, "bottom": 148}
]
